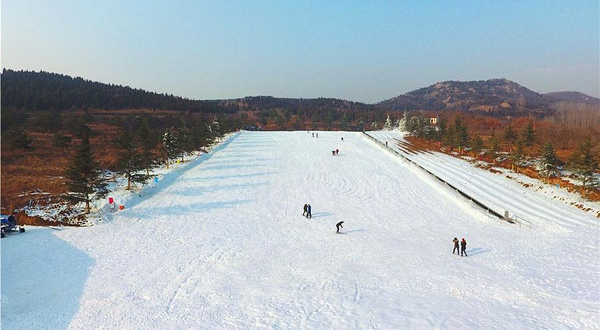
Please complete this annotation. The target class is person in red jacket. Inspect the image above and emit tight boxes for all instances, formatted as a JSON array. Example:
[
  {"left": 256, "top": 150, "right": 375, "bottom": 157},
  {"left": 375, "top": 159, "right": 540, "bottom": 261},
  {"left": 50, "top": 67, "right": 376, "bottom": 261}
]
[{"left": 460, "top": 238, "right": 468, "bottom": 257}]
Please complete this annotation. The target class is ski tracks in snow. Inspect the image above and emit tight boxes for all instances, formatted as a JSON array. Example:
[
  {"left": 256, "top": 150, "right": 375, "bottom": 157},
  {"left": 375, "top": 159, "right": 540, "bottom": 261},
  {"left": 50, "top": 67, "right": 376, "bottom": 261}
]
[{"left": 5, "top": 131, "right": 599, "bottom": 330}]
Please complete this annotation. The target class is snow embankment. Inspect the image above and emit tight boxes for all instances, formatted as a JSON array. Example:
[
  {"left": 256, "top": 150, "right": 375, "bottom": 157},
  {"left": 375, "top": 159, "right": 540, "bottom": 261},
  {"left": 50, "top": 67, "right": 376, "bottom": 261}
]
[{"left": 368, "top": 130, "right": 599, "bottom": 231}]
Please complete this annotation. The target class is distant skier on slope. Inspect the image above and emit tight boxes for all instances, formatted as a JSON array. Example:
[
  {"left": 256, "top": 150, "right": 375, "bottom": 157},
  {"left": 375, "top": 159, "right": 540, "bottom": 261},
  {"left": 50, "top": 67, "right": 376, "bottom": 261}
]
[
  {"left": 461, "top": 238, "right": 468, "bottom": 257},
  {"left": 336, "top": 221, "right": 344, "bottom": 234},
  {"left": 303, "top": 204, "right": 308, "bottom": 217},
  {"left": 307, "top": 204, "right": 312, "bottom": 218},
  {"left": 452, "top": 237, "right": 459, "bottom": 255}
]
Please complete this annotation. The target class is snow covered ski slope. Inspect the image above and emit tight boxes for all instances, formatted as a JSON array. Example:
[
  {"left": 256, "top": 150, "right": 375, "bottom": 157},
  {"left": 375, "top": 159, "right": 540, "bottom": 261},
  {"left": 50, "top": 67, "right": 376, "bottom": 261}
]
[{"left": 2, "top": 131, "right": 599, "bottom": 329}]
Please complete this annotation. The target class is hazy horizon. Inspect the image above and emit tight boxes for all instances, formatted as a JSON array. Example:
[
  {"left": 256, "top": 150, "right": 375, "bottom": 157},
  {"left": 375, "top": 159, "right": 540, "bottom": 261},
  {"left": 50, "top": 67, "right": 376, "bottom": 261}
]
[{"left": 2, "top": 1, "right": 598, "bottom": 103}]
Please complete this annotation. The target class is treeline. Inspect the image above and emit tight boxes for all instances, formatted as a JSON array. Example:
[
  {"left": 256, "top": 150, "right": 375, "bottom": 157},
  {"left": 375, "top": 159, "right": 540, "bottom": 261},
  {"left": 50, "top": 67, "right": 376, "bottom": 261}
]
[
  {"left": 1, "top": 69, "right": 239, "bottom": 113},
  {"left": 1, "top": 105, "right": 242, "bottom": 216},
  {"left": 215, "top": 96, "right": 375, "bottom": 130},
  {"left": 235, "top": 96, "right": 373, "bottom": 112},
  {"left": 547, "top": 101, "right": 600, "bottom": 128},
  {"left": 1, "top": 70, "right": 376, "bottom": 116},
  {"left": 247, "top": 107, "right": 391, "bottom": 131},
  {"left": 1, "top": 106, "right": 239, "bottom": 160},
  {"left": 63, "top": 115, "right": 229, "bottom": 214},
  {"left": 406, "top": 113, "right": 599, "bottom": 194}
]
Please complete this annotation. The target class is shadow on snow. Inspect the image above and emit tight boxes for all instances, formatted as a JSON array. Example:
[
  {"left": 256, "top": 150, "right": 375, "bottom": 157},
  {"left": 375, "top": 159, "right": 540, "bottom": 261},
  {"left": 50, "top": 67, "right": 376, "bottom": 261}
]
[
  {"left": 123, "top": 132, "right": 242, "bottom": 211},
  {"left": 1, "top": 228, "right": 94, "bottom": 330}
]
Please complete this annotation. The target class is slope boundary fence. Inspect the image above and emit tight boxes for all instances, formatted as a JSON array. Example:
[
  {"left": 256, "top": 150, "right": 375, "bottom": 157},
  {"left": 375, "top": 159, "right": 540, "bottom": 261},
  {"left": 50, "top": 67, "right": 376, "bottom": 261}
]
[{"left": 362, "top": 132, "right": 529, "bottom": 227}]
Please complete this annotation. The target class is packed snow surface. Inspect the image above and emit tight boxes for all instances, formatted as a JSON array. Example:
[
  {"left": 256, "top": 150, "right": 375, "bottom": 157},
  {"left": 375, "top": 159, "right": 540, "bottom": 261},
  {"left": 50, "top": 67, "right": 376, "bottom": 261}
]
[{"left": 2, "top": 131, "right": 599, "bottom": 329}]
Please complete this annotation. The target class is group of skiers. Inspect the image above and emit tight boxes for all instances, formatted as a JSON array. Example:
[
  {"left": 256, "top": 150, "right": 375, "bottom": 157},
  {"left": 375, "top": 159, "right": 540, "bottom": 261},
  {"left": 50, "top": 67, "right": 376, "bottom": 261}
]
[
  {"left": 331, "top": 149, "right": 340, "bottom": 156},
  {"left": 303, "top": 204, "right": 345, "bottom": 234},
  {"left": 452, "top": 237, "right": 468, "bottom": 257}
]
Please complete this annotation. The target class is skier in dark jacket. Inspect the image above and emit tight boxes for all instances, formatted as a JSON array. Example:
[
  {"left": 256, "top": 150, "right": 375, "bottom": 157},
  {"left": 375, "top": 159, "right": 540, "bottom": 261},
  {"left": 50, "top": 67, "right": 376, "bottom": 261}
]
[
  {"left": 307, "top": 204, "right": 312, "bottom": 218},
  {"left": 336, "top": 221, "right": 344, "bottom": 234},
  {"left": 460, "top": 238, "right": 467, "bottom": 257},
  {"left": 452, "top": 237, "right": 459, "bottom": 255},
  {"left": 303, "top": 204, "right": 308, "bottom": 217}
]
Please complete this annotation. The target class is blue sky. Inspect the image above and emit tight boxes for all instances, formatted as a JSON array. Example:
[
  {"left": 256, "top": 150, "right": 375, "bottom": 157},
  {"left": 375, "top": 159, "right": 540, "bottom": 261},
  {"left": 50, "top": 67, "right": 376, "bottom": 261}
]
[{"left": 2, "top": 0, "right": 598, "bottom": 103}]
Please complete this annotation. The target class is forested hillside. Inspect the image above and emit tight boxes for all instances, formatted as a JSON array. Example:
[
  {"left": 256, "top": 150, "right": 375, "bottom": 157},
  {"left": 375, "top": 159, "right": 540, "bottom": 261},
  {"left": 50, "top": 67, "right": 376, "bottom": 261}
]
[{"left": 0, "top": 69, "right": 238, "bottom": 113}]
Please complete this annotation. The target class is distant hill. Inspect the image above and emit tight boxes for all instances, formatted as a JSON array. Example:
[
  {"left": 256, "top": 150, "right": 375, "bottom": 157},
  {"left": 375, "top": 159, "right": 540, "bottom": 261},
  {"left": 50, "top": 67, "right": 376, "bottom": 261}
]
[
  {"left": 545, "top": 91, "right": 600, "bottom": 104},
  {"left": 1, "top": 69, "right": 373, "bottom": 114},
  {"left": 0, "top": 69, "right": 239, "bottom": 113},
  {"left": 376, "top": 78, "right": 556, "bottom": 116},
  {"left": 212, "top": 96, "right": 373, "bottom": 113}
]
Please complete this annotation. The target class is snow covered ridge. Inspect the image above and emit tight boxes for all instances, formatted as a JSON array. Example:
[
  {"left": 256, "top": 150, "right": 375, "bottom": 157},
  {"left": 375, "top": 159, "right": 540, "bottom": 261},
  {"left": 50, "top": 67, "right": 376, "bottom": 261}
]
[
  {"left": 16, "top": 133, "right": 240, "bottom": 226},
  {"left": 2, "top": 131, "right": 599, "bottom": 329},
  {"left": 368, "top": 131, "right": 599, "bottom": 229}
]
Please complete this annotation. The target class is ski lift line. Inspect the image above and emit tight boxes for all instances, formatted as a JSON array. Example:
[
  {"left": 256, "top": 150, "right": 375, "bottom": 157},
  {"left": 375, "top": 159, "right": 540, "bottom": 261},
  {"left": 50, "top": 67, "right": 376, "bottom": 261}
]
[{"left": 362, "top": 132, "right": 519, "bottom": 225}]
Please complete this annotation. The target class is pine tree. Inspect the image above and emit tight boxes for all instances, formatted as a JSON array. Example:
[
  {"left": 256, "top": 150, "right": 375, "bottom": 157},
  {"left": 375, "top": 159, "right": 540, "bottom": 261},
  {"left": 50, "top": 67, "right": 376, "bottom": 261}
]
[
  {"left": 64, "top": 133, "right": 108, "bottom": 214},
  {"left": 114, "top": 129, "right": 147, "bottom": 190},
  {"left": 398, "top": 110, "right": 408, "bottom": 132},
  {"left": 1, "top": 107, "right": 28, "bottom": 131},
  {"left": 52, "top": 132, "right": 72, "bottom": 149},
  {"left": 443, "top": 126, "right": 455, "bottom": 149},
  {"left": 471, "top": 134, "right": 484, "bottom": 154},
  {"left": 511, "top": 139, "right": 524, "bottom": 173},
  {"left": 137, "top": 118, "right": 156, "bottom": 176},
  {"left": 162, "top": 127, "right": 180, "bottom": 168},
  {"left": 211, "top": 116, "right": 222, "bottom": 140},
  {"left": 3, "top": 126, "right": 32, "bottom": 150},
  {"left": 521, "top": 121, "right": 536, "bottom": 147},
  {"left": 177, "top": 125, "right": 192, "bottom": 162},
  {"left": 276, "top": 114, "right": 285, "bottom": 127},
  {"left": 33, "top": 110, "right": 63, "bottom": 132},
  {"left": 71, "top": 117, "right": 91, "bottom": 138},
  {"left": 568, "top": 138, "right": 599, "bottom": 194},
  {"left": 424, "top": 125, "right": 437, "bottom": 142},
  {"left": 454, "top": 117, "right": 469, "bottom": 151},
  {"left": 539, "top": 142, "right": 562, "bottom": 178},
  {"left": 489, "top": 130, "right": 499, "bottom": 163},
  {"left": 436, "top": 118, "right": 447, "bottom": 142},
  {"left": 504, "top": 124, "right": 517, "bottom": 145},
  {"left": 383, "top": 115, "right": 393, "bottom": 131}
]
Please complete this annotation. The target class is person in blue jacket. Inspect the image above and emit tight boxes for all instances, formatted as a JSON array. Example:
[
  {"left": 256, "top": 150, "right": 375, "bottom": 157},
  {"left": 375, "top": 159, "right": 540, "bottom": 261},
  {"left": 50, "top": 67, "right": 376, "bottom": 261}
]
[{"left": 307, "top": 204, "right": 312, "bottom": 218}]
